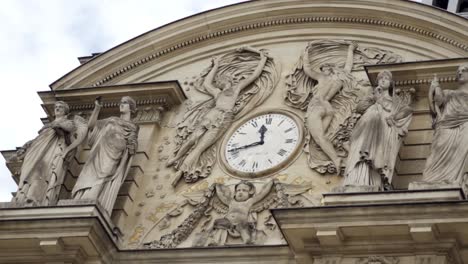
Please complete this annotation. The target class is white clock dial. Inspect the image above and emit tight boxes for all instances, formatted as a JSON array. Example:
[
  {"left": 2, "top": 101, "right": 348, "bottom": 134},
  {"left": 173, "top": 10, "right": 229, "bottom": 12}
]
[{"left": 224, "top": 113, "right": 300, "bottom": 175}]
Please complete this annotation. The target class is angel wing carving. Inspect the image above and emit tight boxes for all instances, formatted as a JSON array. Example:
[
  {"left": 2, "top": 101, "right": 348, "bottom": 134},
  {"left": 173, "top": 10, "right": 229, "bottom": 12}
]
[
  {"left": 142, "top": 180, "right": 313, "bottom": 248},
  {"left": 167, "top": 47, "right": 280, "bottom": 185},
  {"left": 285, "top": 40, "right": 403, "bottom": 174}
]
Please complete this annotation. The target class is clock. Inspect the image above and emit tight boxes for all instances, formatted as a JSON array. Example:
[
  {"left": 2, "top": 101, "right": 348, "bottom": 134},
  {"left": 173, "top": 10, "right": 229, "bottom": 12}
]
[{"left": 221, "top": 111, "right": 303, "bottom": 178}]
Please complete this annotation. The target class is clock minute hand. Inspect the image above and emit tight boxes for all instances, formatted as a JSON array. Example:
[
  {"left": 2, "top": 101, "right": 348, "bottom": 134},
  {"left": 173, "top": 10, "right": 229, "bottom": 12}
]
[{"left": 228, "top": 141, "right": 263, "bottom": 152}]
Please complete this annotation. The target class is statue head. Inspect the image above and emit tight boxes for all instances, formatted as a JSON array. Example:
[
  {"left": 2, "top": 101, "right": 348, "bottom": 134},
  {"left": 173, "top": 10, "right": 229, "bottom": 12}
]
[
  {"left": 54, "top": 101, "right": 70, "bottom": 118},
  {"left": 376, "top": 70, "right": 394, "bottom": 94},
  {"left": 320, "top": 63, "right": 336, "bottom": 76},
  {"left": 457, "top": 63, "right": 468, "bottom": 84},
  {"left": 234, "top": 181, "right": 256, "bottom": 202},
  {"left": 120, "top": 96, "right": 137, "bottom": 115},
  {"left": 215, "top": 75, "right": 234, "bottom": 90}
]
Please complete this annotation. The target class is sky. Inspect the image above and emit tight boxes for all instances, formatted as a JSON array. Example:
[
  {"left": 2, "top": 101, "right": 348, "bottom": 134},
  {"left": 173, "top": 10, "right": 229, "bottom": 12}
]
[
  {"left": 0, "top": 0, "right": 247, "bottom": 202},
  {"left": 0, "top": 0, "right": 426, "bottom": 202}
]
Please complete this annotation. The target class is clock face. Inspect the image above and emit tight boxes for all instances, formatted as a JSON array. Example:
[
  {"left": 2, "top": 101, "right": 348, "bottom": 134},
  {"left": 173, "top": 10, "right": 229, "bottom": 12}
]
[{"left": 224, "top": 112, "right": 301, "bottom": 176}]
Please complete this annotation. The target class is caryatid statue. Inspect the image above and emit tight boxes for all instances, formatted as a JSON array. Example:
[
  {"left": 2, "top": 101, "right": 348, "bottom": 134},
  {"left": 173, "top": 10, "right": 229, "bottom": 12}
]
[
  {"left": 419, "top": 64, "right": 468, "bottom": 188},
  {"left": 14, "top": 101, "right": 87, "bottom": 206},
  {"left": 339, "top": 71, "right": 413, "bottom": 192},
  {"left": 72, "top": 96, "right": 139, "bottom": 216}
]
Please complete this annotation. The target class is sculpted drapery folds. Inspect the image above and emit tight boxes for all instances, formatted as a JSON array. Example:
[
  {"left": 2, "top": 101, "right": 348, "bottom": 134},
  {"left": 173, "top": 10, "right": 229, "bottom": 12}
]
[
  {"left": 72, "top": 96, "right": 139, "bottom": 216},
  {"left": 167, "top": 46, "right": 279, "bottom": 186},
  {"left": 341, "top": 71, "right": 413, "bottom": 191},
  {"left": 14, "top": 101, "right": 87, "bottom": 206},
  {"left": 285, "top": 40, "right": 403, "bottom": 174},
  {"left": 422, "top": 64, "right": 468, "bottom": 187},
  {"left": 143, "top": 180, "right": 313, "bottom": 249}
]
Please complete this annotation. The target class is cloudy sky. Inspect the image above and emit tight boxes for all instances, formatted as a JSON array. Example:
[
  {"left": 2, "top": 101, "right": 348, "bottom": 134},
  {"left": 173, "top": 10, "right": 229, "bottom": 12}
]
[{"left": 0, "top": 0, "right": 248, "bottom": 201}]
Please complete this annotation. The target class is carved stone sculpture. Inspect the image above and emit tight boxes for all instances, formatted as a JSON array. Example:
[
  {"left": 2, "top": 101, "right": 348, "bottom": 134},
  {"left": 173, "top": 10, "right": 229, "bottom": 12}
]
[
  {"left": 338, "top": 71, "right": 414, "bottom": 192},
  {"left": 416, "top": 64, "right": 468, "bottom": 189},
  {"left": 14, "top": 101, "right": 87, "bottom": 206},
  {"left": 285, "top": 40, "right": 403, "bottom": 174},
  {"left": 167, "top": 46, "right": 279, "bottom": 185},
  {"left": 72, "top": 96, "right": 139, "bottom": 216},
  {"left": 201, "top": 180, "right": 275, "bottom": 246},
  {"left": 143, "top": 179, "right": 313, "bottom": 248}
]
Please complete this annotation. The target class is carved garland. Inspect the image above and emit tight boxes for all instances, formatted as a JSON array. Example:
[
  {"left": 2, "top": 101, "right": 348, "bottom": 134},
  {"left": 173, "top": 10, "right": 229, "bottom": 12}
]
[{"left": 91, "top": 16, "right": 468, "bottom": 87}]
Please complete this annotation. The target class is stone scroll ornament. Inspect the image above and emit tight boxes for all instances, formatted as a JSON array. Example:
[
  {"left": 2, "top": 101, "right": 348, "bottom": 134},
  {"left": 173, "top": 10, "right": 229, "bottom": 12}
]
[
  {"left": 166, "top": 46, "right": 279, "bottom": 186},
  {"left": 419, "top": 64, "right": 468, "bottom": 189},
  {"left": 338, "top": 71, "right": 414, "bottom": 192},
  {"left": 72, "top": 96, "right": 139, "bottom": 216},
  {"left": 142, "top": 180, "right": 312, "bottom": 248},
  {"left": 284, "top": 40, "right": 403, "bottom": 174},
  {"left": 14, "top": 101, "right": 87, "bottom": 206}
]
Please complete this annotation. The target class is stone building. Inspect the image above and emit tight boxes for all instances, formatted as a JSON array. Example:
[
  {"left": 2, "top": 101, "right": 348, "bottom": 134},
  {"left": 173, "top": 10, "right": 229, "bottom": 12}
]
[{"left": 1, "top": 0, "right": 468, "bottom": 263}]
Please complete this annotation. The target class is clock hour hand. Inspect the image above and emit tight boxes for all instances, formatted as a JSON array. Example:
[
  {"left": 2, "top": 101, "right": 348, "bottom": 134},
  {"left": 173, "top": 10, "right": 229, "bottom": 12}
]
[
  {"left": 259, "top": 125, "right": 268, "bottom": 143},
  {"left": 227, "top": 141, "right": 263, "bottom": 152}
]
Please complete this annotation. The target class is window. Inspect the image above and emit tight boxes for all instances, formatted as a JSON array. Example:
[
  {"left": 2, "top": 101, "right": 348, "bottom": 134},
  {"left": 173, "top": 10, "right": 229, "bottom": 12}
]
[{"left": 433, "top": 0, "right": 449, "bottom": 9}]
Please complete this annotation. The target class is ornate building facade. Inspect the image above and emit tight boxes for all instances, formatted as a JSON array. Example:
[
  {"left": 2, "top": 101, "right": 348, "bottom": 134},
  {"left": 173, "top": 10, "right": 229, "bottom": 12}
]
[{"left": 1, "top": 1, "right": 468, "bottom": 263}]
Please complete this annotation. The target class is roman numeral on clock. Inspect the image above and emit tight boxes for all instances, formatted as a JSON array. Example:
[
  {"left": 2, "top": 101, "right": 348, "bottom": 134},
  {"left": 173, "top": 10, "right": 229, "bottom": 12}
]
[
  {"left": 252, "top": 161, "right": 258, "bottom": 169},
  {"left": 239, "top": 159, "right": 246, "bottom": 167},
  {"left": 265, "top": 116, "right": 272, "bottom": 125},
  {"left": 285, "top": 138, "right": 294, "bottom": 143},
  {"left": 278, "top": 149, "right": 287, "bottom": 156}
]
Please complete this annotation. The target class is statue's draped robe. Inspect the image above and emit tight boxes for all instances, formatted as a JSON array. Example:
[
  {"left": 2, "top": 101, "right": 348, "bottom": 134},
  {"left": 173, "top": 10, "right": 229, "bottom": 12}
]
[
  {"left": 344, "top": 93, "right": 412, "bottom": 188},
  {"left": 15, "top": 120, "right": 74, "bottom": 205},
  {"left": 72, "top": 117, "right": 138, "bottom": 215},
  {"left": 423, "top": 89, "right": 468, "bottom": 184}
]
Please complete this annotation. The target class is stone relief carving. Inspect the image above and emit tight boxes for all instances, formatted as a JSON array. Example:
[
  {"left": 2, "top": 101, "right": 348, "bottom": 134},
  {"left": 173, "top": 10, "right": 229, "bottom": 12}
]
[
  {"left": 142, "top": 179, "right": 313, "bottom": 248},
  {"left": 72, "top": 96, "right": 139, "bottom": 216},
  {"left": 356, "top": 256, "right": 399, "bottom": 264},
  {"left": 337, "top": 71, "right": 414, "bottom": 192},
  {"left": 14, "top": 101, "right": 87, "bottom": 206},
  {"left": 414, "top": 64, "right": 468, "bottom": 190},
  {"left": 285, "top": 40, "right": 403, "bottom": 174},
  {"left": 166, "top": 46, "right": 279, "bottom": 186}
]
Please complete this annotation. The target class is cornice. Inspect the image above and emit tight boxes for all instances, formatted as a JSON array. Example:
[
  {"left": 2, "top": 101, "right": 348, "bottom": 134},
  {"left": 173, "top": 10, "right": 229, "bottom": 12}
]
[
  {"left": 90, "top": 16, "right": 468, "bottom": 88},
  {"left": 50, "top": 0, "right": 468, "bottom": 90}
]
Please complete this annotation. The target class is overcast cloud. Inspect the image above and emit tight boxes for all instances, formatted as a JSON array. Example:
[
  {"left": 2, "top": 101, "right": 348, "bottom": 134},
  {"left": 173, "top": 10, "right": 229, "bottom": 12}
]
[{"left": 0, "top": 0, "right": 246, "bottom": 201}]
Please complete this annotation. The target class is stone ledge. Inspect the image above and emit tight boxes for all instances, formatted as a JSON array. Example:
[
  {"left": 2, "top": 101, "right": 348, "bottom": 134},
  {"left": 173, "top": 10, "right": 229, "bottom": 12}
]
[{"left": 322, "top": 188, "right": 465, "bottom": 206}]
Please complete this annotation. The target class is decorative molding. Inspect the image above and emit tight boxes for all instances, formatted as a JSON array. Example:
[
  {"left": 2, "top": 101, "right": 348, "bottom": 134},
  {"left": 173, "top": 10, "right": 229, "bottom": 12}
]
[
  {"left": 356, "top": 256, "right": 399, "bottom": 264},
  {"left": 90, "top": 16, "right": 468, "bottom": 87}
]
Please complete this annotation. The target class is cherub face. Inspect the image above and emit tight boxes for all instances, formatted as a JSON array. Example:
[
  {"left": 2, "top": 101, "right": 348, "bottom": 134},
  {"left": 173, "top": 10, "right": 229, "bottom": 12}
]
[{"left": 234, "top": 183, "right": 252, "bottom": 202}]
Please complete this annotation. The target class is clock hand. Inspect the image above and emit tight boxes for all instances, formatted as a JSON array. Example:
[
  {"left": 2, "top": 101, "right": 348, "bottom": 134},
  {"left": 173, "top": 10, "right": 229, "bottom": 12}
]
[
  {"left": 259, "top": 125, "right": 268, "bottom": 143},
  {"left": 227, "top": 141, "right": 263, "bottom": 152}
]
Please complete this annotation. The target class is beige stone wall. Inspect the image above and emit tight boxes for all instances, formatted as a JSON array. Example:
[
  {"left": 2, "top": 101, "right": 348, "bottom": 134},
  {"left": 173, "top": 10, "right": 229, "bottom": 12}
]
[{"left": 2, "top": 1, "right": 468, "bottom": 262}]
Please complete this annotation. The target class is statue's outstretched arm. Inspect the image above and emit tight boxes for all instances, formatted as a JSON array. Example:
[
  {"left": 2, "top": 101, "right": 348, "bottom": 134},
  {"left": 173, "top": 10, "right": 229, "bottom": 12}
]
[
  {"left": 88, "top": 97, "right": 102, "bottom": 130},
  {"left": 344, "top": 42, "right": 358, "bottom": 73},
  {"left": 428, "top": 75, "right": 444, "bottom": 117},
  {"left": 202, "top": 57, "right": 221, "bottom": 98}
]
